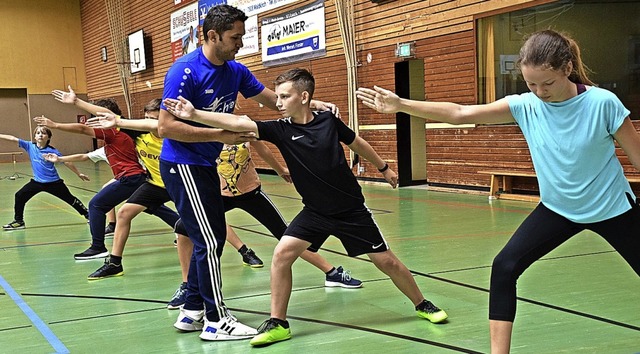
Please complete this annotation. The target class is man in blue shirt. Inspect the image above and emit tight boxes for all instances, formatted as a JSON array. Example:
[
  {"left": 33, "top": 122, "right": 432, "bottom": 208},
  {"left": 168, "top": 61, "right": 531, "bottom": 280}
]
[
  {"left": 163, "top": 68, "right": 449, "bottom": 347},
  {"left": 158, "top": 4, "right": 337, "bottom": 341}
]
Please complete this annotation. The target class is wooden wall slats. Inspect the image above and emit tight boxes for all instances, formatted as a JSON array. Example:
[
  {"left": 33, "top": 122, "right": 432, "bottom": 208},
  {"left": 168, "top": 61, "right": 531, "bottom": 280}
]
[{"left": 81, "top": 0, "right": 636, "bottom": 195}]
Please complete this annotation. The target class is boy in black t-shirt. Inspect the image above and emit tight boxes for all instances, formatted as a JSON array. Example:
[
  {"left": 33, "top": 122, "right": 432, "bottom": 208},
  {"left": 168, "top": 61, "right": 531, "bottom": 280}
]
[{"left": 163, "top": 68, "right": 448, "bottom": 346}]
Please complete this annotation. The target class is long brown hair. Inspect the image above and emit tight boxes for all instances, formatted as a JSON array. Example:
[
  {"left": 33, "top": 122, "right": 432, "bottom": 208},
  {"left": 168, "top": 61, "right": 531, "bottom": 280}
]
[{"left": 517, "top": 29, "right": 595, "bottom": 86}]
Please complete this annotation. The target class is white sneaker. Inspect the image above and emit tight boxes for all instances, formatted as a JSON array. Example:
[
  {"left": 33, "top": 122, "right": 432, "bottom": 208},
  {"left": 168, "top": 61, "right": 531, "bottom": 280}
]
[
  {"left": 199, "top": 315, "right": 258, "bottom": 341},
  {"left": 174, "top": 308, "right": 204, "bottom": 332}
]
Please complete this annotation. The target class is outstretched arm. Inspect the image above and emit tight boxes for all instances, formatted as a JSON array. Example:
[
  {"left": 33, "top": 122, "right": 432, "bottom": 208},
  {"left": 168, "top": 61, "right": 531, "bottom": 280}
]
[
  {"left": 63, "top": 161, "right": 90, "bottom": 181},
  {"left": 52, "top": 86, "right": 114, "bottom": 116},
  {"left": 252, "top": 140, "right": 291, "bottom": 183},
  {"left": 86, "top": 112, "right": 159, "bottom": 135},
  {"left": 348, "top": 136, "right": 397, "bottom": 188},
  {"left": 0, "top": 134, "right": 19, "bottom": 144},
  {"left": 33, "top": 116, "right": 96, "bottom": 137},
  {"left": 163, "top": 96, "right": 259, "bottom": 135},
  {"left": 356, "top": 86, "right": 515, "bottom": 125},
  {"left": 158, "top": 109, "right": 256, "bottom": 144},
  {"left": 251, "top": 87, "right": 341, "bottom": 117},
  {"left": 43, "top": 153, "right": 90, "bottom": 163}
]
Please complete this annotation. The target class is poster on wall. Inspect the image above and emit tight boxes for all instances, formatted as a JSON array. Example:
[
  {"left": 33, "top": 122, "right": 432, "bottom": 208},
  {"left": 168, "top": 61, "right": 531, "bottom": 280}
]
[
  {"left": 198, "top": 0, "right": 258, "bottom": 57},
  {"left": 171, "top": 2, "right": 200, "bottom": 62},
  {"left": 237, "top": 15, "right": 259, "bottom": 57},
  {"left": 198, "top": 0, "right": 227, "bottom": 24},
  {"left": 261, "top": 0, "right": 325, "bottom": 67},
  {"left": 228, "top": 0, "right": 300, "bottom": 17}
]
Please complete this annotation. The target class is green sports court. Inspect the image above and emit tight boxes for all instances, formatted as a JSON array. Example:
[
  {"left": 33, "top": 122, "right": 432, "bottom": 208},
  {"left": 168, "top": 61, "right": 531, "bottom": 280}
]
[{"left": 1, "top": 161, "right": 638, "bottom": 353}]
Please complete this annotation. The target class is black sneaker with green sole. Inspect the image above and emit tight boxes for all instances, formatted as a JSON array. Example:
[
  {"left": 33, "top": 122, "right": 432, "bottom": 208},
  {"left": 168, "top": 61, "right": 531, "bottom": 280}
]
[{"left": 88, "top": 258, "right": 123, "bottom": 280}]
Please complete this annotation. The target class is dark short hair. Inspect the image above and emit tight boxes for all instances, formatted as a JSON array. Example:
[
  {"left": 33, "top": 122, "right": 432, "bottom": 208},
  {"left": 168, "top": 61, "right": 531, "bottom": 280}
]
[
  {"left": 144, "top": 98, "right": 161, "bottom": 113},
  {"left": 274, "top": 68, "right": 315, "bottom": 99},
  {"left": 92, "top": 98, "right": 122, "bottom": 116},
  {"left": 202, "top": 4, "right": 247, "bottom": 41}
]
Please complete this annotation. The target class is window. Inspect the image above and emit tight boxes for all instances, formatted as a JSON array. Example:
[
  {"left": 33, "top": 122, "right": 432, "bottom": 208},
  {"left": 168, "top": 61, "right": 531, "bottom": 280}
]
[{"left": 477, "top": 0, "right": 640, "bottom": 119}]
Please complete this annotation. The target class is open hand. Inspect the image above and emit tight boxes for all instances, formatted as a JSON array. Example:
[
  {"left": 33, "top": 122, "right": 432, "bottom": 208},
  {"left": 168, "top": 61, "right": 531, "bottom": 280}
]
[
  {"left": 86, "top": 112, "right": 118, "bottom": 129},
  {"left": 52, "top": 85, "right": 77, "bottom": 105},
  {"left": 356, "top": 86, "right": 401, "bottom": 114},
  {"left": 163, "top": 96, "right": 195, "bottom": 120},
  {"left": 78, "top": 173, "right": 90, "bottom": 181},
  {"left": 311, "top": 100, "right": 341, "bottom": 118},
  {"left": 42, "top": 153, "right": 59, "bottom": 162},
  {"left": 33, "top": 116, "right": 55, "bottom": 128}
]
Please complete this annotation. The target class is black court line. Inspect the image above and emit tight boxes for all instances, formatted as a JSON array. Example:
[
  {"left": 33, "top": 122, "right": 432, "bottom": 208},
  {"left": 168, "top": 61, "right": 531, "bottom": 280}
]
[
  {"left": 0, "top": 228, "right": 176, "bottom": 250},
  {"left": 257, "top": 192, "right": 393, "bottom": 214},
  {"left": 240, "top": 308, "right": 481, "bottom": 353},
  {"left": 4, "top": 187, "right": 636, "bottom": 339},
  {"left": 414, "top": 272, "right": 640, "bottom": 332},
  {"left": 427, "top": 250, "right": 618, "bottom": 276},
  {"left": 17, "top": 293, "right": 481, "bottom": 353},
  {"left": 4, "top": 222, "right": 636, "bottom": 333},
  {"left": 0, "top": 324, "right": 32, "bottom": 332},
  {"left": 235, "top": 226, "right": 640, "bottom": 332}
]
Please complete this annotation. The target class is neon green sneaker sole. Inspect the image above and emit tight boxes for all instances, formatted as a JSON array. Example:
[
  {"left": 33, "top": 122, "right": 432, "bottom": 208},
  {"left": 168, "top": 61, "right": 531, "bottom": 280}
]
[
  {"left": 417, "top": 308, "right": 449, "bottom": 323},
  {"left": 249, "top": 325, "right": 292, "bottom": 346}
]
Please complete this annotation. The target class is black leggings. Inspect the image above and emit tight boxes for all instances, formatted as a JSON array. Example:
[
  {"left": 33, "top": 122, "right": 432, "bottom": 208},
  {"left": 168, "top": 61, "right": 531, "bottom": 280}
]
[
  {"left": 221, "top": 186, "right": 287, "bottom": 239},
  {"left": 14, "top": 179, "right": 88, "bottom": 221},
  {"left": 174, "top": 186, "right": 287, "bottom": 239},
  {"left": 489, "top": 198, "right": 640, "bottom": 322}
]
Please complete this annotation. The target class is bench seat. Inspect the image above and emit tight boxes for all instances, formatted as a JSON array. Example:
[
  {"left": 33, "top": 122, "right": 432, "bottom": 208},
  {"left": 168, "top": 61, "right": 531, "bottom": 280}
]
[{"left": 478, "top": 170, "right": 640, "bottom": 202}]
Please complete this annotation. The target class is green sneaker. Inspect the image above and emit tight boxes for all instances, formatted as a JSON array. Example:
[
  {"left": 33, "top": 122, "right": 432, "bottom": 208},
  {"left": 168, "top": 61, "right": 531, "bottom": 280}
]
[
  {"left": 249, "top": 318, "right": 292, "bottom": 346},
  {"left": 416, "top": 300, "right": 448, "bottom": 323}
]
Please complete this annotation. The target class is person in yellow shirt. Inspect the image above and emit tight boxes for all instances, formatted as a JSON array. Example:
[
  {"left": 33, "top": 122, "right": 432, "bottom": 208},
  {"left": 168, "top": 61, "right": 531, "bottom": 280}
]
[
  {"left": 83, "top": 99, "right": 184, "bottom": 280},
  {"left": 83, "top": 100, "right": 268, "bottom": 294}
]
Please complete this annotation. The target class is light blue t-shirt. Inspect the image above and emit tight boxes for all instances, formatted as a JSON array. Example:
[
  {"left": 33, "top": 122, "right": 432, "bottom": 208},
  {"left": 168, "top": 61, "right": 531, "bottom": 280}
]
[
  {"left": 160, "top": 47, "right": 265, "bottom": 166},
  {"left": 18, "top": 139, "right": 62, "bottom": 183},
  {"left": 506, "top": 87, "right": 633, "bottom": 223}
]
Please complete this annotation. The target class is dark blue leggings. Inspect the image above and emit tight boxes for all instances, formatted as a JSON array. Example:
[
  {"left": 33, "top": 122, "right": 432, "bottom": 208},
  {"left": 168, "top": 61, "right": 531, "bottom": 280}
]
[
  {"left": 88, "top": 174, "right": 146, "bottom": 250},
  {"left": 489, "top": 197, "right": 640, "bottom": 322}
]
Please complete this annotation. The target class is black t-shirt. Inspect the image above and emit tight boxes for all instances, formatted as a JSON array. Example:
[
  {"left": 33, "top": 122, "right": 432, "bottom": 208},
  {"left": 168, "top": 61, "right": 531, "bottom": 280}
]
[{"left": 256, "top": 111, "right": 365, "bottom": 215}]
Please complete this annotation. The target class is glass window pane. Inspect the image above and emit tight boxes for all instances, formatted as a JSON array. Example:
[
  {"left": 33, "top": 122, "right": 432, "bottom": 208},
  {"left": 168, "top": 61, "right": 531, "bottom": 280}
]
[{"left": 477, "top": 1, "right": 640, "bottom": 119}]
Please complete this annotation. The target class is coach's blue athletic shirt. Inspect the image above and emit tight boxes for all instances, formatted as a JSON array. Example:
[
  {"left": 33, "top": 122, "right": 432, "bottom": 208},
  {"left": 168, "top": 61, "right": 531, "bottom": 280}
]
[{"left": 160, "top": 47, "right": 264, "bottom": 166}]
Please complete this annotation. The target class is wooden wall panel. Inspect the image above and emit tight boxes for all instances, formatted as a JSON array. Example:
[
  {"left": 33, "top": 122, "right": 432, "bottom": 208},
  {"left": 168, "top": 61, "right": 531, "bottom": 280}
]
[
  {"left": 80, "top": 0, "right": 632, "bottom": 196},
  {"left": 80, "top": 0, "right": 181, "bottom": 100}
]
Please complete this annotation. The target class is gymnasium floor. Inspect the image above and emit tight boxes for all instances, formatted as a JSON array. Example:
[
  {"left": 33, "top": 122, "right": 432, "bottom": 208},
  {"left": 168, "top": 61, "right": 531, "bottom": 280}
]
[{"left": 0, "top": 160, "right": 638, "bottom": 353}]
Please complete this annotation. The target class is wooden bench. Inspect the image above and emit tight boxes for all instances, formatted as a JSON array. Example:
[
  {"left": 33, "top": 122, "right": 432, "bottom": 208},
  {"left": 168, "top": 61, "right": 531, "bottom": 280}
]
[
  {"left": 627, "top": 176, "right": 640, "bottom": 184},
  {"left": 477, "top": 170, "right": 539, "bottom": 202},
  {"left": 478, "top": 170, "right": 640, "bottom": 202}
]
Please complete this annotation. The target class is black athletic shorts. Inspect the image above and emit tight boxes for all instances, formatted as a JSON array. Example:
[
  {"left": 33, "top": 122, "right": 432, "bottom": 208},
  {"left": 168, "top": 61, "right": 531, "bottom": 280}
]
[
  {"left": 285, "top": 206, "right": 389, "bottom": 257},
  {"left": 126, "top": 182, "right": 172, "bottom": 213}
]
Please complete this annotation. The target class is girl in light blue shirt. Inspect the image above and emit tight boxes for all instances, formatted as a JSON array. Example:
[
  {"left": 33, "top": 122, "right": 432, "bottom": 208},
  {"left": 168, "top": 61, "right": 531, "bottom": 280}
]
[{"left": 357, "top": 29, "right": 640, "bottom": 354}]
